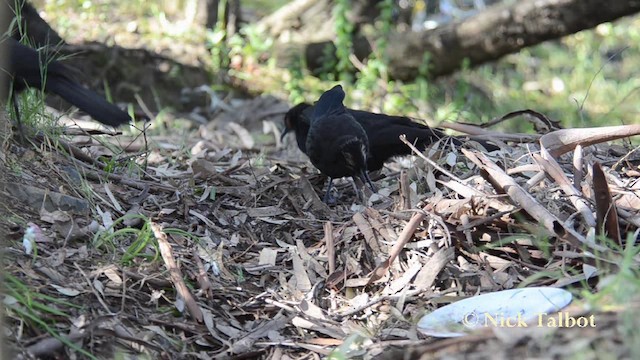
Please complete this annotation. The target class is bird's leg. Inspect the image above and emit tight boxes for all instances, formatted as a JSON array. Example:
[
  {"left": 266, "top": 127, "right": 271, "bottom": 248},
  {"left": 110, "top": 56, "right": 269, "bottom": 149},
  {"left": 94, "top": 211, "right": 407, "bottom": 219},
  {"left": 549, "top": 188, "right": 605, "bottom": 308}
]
[
  {"left": 360, "top": 170, "right": 377, "bottom": 193},
  {"left": 350, "top": 171, "right": 377, "bottom": 204},
  {"left": 351, "top": 176, "right": 367, "bottom": 203},
  {"left": 12, "top": 94, "right": 25, "bottom": 142},
  {"left": 323, "top": 178, "right": 337, "bottom": 204}
]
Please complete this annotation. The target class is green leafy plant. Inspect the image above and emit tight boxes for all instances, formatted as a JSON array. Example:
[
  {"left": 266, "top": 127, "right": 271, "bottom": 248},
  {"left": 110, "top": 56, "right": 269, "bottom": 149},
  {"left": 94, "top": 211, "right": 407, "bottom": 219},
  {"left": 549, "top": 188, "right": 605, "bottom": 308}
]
[
  {"left": 286, "top": 55, "right": 307, "bottom": 104},
  {"left": 208, "top": 0, "right": 231, "bottom": 72},
  {"left": 94, "top": 214, "right": 158, "bottom": 264},
  {"left": 94, "top": 214, "right": 202, "bottom": 265},
  {"left": 4, "top": 274, "right": 95, "bottom": 359},
  {"left": 333, "top": 0, "right": 355, "bottom": 82}
]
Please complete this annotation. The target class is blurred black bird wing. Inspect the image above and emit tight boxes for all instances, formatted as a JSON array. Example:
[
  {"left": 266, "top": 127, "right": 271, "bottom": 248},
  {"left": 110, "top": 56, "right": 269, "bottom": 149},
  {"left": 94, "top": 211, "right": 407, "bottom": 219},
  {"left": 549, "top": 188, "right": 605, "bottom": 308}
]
[
  {"left": 9, "top": 39, "right": 48, "bottom": 88},
  {"left": 6, "top": 38, "right": 131, "bottom": 127}
]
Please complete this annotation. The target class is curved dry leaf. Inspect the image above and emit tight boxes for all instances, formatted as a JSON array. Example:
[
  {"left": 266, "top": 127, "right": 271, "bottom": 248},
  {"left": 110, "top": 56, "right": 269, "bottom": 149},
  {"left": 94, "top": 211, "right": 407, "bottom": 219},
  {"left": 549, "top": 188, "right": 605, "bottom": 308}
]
[
  {"left": 592, "top": 162, "right": 621, "bottom": 245},
  {"left": 540, "top": 124, "right": 640, "bottom": 157},
  {"left": 51, "top": 284, "right": 81, "bottom": 297}
]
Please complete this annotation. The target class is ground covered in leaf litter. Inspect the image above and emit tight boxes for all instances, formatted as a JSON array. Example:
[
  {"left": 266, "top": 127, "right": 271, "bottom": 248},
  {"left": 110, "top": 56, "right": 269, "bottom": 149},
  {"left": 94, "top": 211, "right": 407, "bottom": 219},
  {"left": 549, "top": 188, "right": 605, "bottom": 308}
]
[{"left": 2, "top": 98, "right": 640, "bottom": 359}]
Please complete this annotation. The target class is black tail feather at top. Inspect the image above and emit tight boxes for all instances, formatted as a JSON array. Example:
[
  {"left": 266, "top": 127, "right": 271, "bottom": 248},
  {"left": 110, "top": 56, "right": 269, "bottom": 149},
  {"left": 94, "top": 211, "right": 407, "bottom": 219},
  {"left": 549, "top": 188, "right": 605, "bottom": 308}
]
[
  {"left": 6, "top": 37, "right": 131, "bottom": 127},
  {"left": 46, "top": 78, "right": 131, "bottom": 127},
  {"left": 312, "top": 85, "right": 345, "bottom": 121}
]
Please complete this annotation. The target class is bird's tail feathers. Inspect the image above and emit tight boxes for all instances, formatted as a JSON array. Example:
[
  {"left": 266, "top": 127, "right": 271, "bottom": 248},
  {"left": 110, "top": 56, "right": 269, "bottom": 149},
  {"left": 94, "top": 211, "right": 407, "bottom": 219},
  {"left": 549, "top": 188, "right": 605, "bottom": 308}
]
[{"left": 47, "top": 78, "right": 131, "bottom": 127}]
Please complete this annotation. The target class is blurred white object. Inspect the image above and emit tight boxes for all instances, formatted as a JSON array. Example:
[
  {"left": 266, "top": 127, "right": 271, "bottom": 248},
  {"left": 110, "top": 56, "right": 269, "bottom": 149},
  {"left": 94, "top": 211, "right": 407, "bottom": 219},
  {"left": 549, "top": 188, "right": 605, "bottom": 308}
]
[{"left": 418, "top": 287, "right": 573, "bottom": 337}]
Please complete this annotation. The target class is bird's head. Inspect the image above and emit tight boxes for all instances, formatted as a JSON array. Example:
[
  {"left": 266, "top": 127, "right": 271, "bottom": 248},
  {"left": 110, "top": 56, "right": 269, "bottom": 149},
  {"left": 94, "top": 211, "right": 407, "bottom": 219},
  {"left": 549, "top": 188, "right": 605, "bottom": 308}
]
[{"left": 282, "top": 102, "right": 312, "bottom": 141}]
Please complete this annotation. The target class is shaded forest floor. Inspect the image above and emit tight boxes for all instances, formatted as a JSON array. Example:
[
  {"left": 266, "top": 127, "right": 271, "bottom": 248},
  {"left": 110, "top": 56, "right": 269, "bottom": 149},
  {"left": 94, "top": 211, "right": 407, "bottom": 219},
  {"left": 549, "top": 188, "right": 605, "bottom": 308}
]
[{"left": 3, "top": 3, "right": 640, "bottom": 359}]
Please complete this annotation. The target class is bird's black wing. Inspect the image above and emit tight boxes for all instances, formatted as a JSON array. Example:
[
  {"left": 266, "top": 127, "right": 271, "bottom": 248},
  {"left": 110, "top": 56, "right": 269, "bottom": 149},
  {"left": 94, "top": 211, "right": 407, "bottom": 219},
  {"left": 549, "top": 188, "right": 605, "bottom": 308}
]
[{"left": 351, "top": 110, "right": 445, "bottom": 148}]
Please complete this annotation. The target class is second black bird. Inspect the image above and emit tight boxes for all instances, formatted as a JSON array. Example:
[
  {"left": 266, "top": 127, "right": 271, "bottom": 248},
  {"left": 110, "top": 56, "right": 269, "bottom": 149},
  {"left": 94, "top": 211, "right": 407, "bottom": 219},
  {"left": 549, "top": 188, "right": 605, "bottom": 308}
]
[
  {"left": 305, "top": 85, "right": 376, "bottom": 203},
  {"left": 283, "top": 102, "right": 458, "bottom": 172},
  {"left": 5, "top": 38, "right": 131, "bottom": 128}
]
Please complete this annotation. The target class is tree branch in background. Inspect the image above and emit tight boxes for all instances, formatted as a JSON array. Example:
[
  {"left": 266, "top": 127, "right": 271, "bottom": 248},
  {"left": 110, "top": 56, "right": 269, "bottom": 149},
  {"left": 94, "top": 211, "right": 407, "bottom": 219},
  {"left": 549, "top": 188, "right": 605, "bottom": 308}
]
[{"left": 265, "top": 0, "right": 640, "bottom": 80}]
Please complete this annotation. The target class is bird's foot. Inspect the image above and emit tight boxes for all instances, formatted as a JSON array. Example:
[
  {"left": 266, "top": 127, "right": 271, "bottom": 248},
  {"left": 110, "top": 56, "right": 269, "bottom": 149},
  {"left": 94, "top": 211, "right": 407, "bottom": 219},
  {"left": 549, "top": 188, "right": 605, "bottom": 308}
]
[
  {"left": 323, "top": 192, "right": 338, "bottom": 205},
  {"left": 322, "top": 178, "right": 338, "bottom": 205},
  {"left": 352, "top": 175, "right": 376, "bottom": 205},
  {"left": 360, "top": 171, "right": 377, "bottom": 194}
]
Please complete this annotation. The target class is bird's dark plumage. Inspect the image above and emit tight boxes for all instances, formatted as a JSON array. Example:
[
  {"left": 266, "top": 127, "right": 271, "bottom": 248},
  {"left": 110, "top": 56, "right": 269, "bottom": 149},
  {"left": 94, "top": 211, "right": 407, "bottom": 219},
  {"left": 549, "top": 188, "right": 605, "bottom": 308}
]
[
  {"left": 283, "top": 101, "right": 458, "bottom": 171},
  {"left": 304, "top": 85, "right": 376, "bottom": 202},
  {"left": 6, "top": 38, "right": 131, "bottom": 127},
  {"left": 10, "top": 1, "right": 66, "bottom": 49}
]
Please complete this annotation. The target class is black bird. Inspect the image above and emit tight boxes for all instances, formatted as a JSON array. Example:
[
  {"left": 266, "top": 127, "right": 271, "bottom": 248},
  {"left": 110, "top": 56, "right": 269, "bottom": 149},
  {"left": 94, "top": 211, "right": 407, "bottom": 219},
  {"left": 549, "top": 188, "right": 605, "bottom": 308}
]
[
  {"left": 5, "top": 38, "right": 131, "bottom": 128},
  {"left": 283, "top": 102, "right": 461, "bottom": 172},
  {"left": 10, "top": 1, "right": 66, "bottom": 49},
  {"left": 305, "top": 85, "right": 376, "bottom": 202}
]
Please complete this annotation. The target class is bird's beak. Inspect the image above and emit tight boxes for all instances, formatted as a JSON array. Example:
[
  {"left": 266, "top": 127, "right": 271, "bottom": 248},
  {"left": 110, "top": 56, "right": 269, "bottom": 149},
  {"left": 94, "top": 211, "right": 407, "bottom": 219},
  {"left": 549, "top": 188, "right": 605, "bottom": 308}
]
[{"left": 280, "top": 127, "right": 290, "bottom": 142}]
